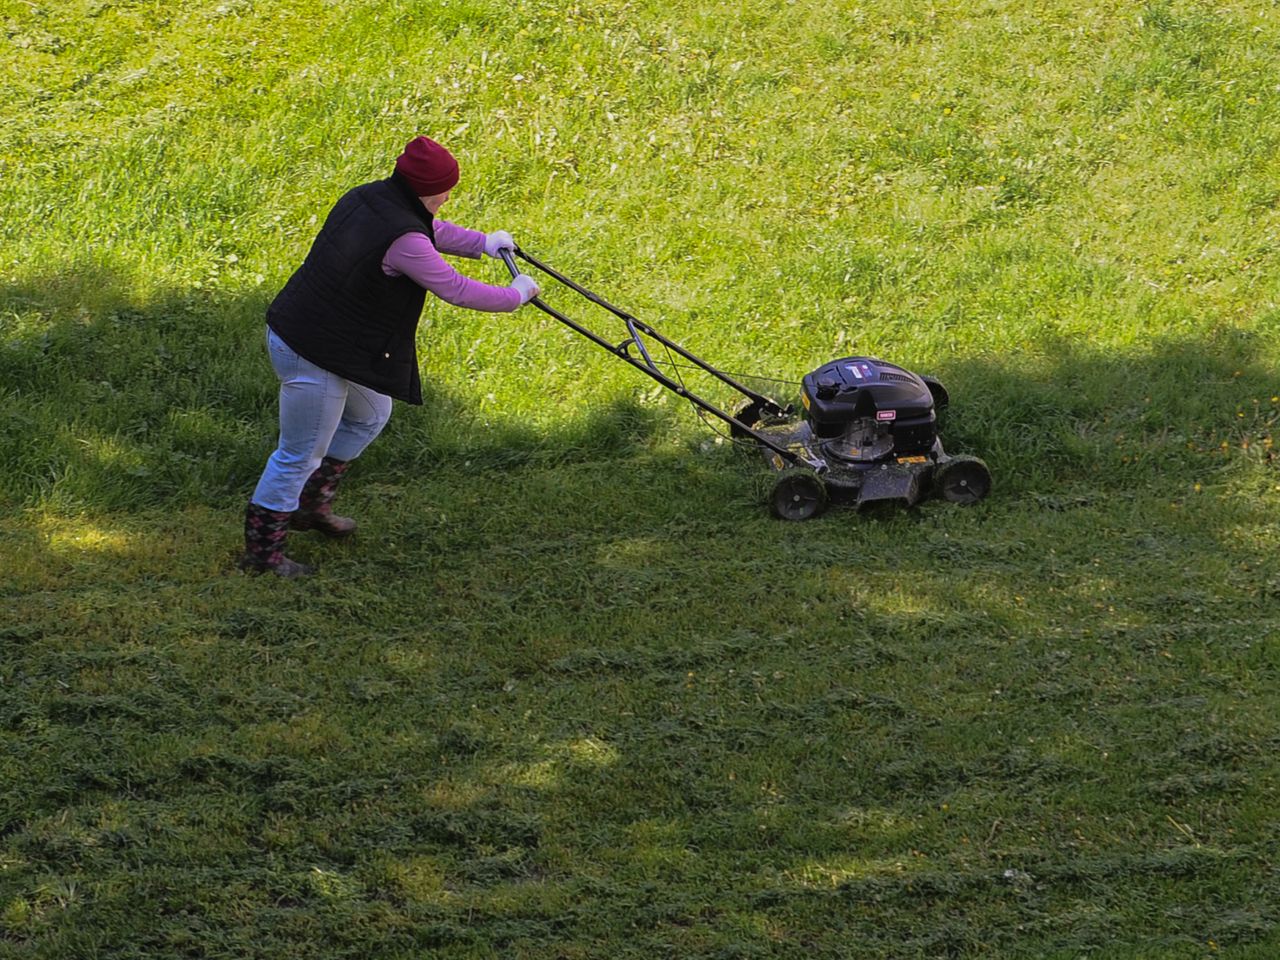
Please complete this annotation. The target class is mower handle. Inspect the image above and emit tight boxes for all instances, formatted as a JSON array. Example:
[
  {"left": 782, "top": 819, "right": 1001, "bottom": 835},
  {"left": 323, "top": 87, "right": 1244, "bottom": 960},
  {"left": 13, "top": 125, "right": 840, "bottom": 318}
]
[{"left": 493, "top": 245, "right": 814, "bottom": 470}]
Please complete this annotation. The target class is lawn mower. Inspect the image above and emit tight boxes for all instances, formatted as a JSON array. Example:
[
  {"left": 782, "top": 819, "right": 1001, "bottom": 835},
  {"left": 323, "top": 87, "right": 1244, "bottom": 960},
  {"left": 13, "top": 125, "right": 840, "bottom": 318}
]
[{"left": 499, "top": 248, "right": 992, "bottom": 520}]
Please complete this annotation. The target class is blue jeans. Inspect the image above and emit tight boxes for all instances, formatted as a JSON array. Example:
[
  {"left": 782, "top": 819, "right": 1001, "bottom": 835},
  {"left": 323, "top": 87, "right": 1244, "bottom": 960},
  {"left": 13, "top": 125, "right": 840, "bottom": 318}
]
[{"left": 251, "top": 328, "right": 393, "bottom": 512}]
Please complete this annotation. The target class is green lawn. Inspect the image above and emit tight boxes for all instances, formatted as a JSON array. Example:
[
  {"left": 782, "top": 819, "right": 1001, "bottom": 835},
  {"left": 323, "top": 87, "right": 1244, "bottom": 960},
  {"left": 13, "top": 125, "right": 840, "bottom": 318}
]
[{"left": 2, "top": 0, "right": 1278, "bottom": 956}]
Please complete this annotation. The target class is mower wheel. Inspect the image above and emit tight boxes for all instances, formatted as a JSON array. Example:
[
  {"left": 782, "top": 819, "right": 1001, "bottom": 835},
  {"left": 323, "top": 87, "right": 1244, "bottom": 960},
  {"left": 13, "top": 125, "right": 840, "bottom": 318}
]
[
  {"left": 730, "top": 400, "right": 763, "bottom": 439},
  {"left": 731, "top": 399, "right": 793, "bottom": 440},
  {"left": 920, "top": 375, "right": 949, "bottom": 410},
  {"left": 770, "top": 469, "right": 828, "bottom": 521},
  {"left": 934, "top": 455, "right": 992, "bottom": 505}
]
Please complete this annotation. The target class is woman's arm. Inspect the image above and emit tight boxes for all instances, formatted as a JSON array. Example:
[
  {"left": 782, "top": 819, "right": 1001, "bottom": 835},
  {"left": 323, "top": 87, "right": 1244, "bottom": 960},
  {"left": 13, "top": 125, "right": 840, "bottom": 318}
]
[
  {"left": 382, "top": 232, "right": 521, "bottom": 312},
  {"left": 431, "top": 220, "right": 487, "bottom": 259}
]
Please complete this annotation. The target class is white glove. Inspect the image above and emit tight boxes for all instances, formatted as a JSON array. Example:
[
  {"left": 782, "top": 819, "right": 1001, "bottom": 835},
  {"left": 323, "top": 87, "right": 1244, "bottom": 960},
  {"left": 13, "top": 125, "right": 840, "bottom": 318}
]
[
  {"left": 511, "top": 274, "right": 540, "bottom": 304},
  {"left": 484, "top": 230, "right": 515, "bottom": 258}
]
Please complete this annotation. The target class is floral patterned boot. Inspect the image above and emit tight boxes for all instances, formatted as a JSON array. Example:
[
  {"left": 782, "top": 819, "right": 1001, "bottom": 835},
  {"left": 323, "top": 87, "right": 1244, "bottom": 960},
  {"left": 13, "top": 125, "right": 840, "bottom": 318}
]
[
  {"left": 240, "top": 502, "right": 314, "bottom": 578},
  {"left": 291, "top": 457, "right": 357, "bottom": 537}
]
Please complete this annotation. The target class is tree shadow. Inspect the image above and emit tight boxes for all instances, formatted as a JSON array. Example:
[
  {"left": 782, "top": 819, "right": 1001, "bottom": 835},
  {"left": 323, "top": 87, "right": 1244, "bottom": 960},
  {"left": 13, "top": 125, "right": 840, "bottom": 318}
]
[
  {"left": 919, "top": 324, "right": 1276, "bottom": 499},
  {"left": 7, "top": 259, "right": 1271, "bottom": 519},
  {"left": 3, "top": 263, "right": 1278, "bottom": 957},
  {"left": 0, "top": 262, "right": 666, "bottom": 517}
]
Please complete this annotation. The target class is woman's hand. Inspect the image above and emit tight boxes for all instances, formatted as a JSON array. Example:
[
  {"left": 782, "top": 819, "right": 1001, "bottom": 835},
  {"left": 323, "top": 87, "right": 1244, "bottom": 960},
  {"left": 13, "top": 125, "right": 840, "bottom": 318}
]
[
  {"left": 484, "top": 230, "right": 516, "bottom": 258},
  {"left": 511, "top": 274, "right": 540, "bottom": 304}
]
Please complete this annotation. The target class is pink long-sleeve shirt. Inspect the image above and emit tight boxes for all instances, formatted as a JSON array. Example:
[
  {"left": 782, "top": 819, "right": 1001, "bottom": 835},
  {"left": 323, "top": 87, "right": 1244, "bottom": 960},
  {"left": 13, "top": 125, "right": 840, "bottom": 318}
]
[{"left": 382, "top": 220, "right": 521, "bottom": 312}]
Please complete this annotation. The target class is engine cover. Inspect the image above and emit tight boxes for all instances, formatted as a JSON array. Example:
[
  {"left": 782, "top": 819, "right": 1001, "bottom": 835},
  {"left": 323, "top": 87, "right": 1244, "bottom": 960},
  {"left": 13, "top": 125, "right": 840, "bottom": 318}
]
[{"left": 801, "top": 357, "right": 937, "bottom": 456}]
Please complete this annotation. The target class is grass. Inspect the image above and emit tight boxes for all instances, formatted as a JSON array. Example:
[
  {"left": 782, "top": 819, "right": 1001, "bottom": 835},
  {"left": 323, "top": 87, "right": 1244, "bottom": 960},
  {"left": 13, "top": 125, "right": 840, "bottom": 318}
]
[{"left": 2, "top": 0, "right": 1279, "bottom": 956}]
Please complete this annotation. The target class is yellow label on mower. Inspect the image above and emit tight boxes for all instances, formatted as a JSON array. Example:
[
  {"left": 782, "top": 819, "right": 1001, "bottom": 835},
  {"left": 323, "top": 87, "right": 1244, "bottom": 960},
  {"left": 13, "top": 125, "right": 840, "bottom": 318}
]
[{"left": 896, "top": 456, "right": 928, "bottom": 464}]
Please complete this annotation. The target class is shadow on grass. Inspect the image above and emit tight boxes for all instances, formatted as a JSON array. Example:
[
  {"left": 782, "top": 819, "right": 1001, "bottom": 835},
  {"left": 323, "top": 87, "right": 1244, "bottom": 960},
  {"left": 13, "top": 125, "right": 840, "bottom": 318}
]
[
  {"left": 3, "top": 265, "right": 1279, "bottom": 957},
  {"left": 924, "top": 324, "right": 1277, "bottom": 497},
  {"left": 4, "top": 441, "right": 1277, "bottom": 956},
  {"left": 0, "top": 262, "right": 666, "bottom": 516},
  {"left": 3, "top": 259, "right": 1274, "bottom": 516}
]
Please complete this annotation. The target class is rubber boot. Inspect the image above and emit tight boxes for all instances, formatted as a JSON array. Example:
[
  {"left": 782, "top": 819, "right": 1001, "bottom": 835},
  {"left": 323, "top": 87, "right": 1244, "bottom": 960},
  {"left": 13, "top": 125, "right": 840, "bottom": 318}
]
[
  {"left": 291, "top": 457, "right": 357, "bottom": 538},
  {"left": 240, "top": 502, "right": 314, "bottom": 578}
]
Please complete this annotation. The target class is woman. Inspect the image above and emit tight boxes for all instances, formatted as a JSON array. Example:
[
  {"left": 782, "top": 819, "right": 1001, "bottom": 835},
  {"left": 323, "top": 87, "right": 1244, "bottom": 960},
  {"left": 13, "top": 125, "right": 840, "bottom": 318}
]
[{"left": 242, "top": 135, "right": 540, "bottom": 577}]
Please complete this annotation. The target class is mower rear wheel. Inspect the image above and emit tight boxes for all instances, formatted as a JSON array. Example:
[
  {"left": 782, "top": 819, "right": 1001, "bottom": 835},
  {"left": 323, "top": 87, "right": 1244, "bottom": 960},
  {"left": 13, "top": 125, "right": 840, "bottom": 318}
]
[
  {"left": 730, "top": 400, "right": 763, "bottom": 440},
  {"left": 731, "top": 400, "right": 793, "bottom": 440},
  {"left": 770, "top": 469, "right": 828, "bottom": 521},
  {"left": 934, "top": 456, "right": 992, "bottom": 505}
]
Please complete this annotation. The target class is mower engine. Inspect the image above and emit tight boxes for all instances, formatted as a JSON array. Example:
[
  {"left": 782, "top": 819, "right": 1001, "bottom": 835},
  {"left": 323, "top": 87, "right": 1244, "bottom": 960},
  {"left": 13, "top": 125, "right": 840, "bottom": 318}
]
[
  {"left": 803, "top": 357, "right": 941, "bottom": 462},
  {"left": 746, "top": 356, "right": 991, "bottom": 520}
]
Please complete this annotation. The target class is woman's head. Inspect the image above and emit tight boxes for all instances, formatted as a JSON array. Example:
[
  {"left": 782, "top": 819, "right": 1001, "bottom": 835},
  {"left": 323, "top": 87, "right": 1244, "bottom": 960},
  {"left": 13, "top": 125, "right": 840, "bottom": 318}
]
[{"left": 394, "top": 136, "right": 459, "bottom": 211}]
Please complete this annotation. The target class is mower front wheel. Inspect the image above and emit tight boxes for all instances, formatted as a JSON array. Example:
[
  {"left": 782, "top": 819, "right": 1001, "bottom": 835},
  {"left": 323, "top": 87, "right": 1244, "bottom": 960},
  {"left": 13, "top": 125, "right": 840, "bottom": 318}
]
[
  {"left": 934, "top": 455, "right": 992, "bottom": 505},
  {"left": 770, "top": 469, "right": 828, "bottom": 521}
]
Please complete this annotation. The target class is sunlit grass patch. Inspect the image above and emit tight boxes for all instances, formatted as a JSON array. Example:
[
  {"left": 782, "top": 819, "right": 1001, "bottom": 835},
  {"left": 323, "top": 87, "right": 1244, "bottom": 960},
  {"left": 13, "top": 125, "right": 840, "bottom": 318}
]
[{"left": 786, "top": 853, "right": 930, "bottom": 890}]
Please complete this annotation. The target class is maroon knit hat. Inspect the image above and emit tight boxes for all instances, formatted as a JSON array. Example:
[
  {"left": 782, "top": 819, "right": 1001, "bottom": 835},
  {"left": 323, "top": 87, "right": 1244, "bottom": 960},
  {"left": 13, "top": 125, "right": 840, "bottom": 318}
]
[{"left": 394, "top": 136, "right": 460, "bottom": 196}]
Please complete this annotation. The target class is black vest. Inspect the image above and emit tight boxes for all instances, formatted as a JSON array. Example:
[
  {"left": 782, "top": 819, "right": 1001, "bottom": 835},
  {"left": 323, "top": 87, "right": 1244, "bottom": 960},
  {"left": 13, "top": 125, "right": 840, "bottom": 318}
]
[{"left": 267, "top": 174, "right": 436, "bottom": 404}]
